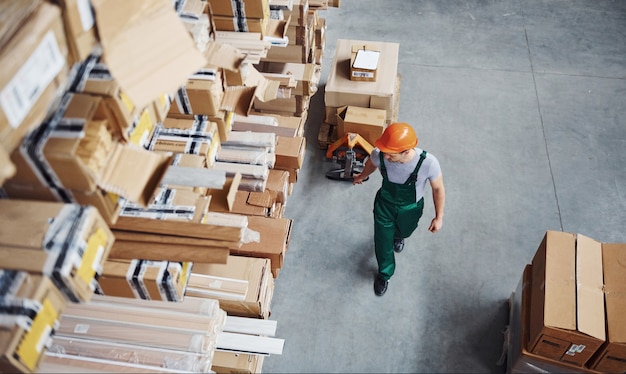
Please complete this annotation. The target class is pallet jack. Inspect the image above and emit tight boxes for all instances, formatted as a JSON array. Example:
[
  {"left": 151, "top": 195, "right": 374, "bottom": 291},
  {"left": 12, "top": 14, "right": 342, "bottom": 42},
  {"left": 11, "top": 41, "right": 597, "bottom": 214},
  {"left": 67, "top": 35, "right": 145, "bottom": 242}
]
[{"left": 325, "top": 132, "right": 374, "bottom": 181}]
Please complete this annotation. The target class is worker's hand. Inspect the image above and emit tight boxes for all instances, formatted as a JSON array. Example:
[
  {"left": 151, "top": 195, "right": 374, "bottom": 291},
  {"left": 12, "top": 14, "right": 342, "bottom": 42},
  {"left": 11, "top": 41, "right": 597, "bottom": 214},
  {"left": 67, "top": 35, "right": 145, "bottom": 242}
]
[
  {"left": 352, "top": 173, "right": 366, "bottom": 185},
  {"left": 428, "top": 217, "right": 443, "bottom": 233}
]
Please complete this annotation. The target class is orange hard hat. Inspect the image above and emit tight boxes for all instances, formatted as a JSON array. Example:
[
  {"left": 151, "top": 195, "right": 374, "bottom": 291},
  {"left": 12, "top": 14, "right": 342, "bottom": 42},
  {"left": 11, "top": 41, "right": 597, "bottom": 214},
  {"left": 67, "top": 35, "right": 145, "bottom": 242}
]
[{"left": 375, "top": 122, "right": 418, "bottom": 153}]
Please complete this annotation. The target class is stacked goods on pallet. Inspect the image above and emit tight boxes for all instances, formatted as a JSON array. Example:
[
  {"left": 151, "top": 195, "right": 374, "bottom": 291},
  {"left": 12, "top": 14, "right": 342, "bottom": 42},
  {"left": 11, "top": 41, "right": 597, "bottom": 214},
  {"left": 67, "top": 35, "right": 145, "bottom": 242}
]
[
  {"left": 506, "top": 231, "right": 626, "bottom": 373},
  {"left": 319, "top": 39, "right": 402, "bottom": 149},
  {"left": 1, "top": 0, "right": 339, "bottom": 372},
  {"left": 0, "top": 199, "right": 114, "bottom": 372},
  {"left": 255, "top": 0, "right": 326, "bottom": 118}
]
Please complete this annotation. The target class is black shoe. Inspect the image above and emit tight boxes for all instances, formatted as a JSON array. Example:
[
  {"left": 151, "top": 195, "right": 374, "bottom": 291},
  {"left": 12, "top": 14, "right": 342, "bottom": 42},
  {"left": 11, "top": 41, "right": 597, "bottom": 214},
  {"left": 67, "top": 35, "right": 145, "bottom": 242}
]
[
  {"left": 394, "top": 238, "right": 404, "bottom": 253},
  {"left": 374, "top": 276, "right": 388, "bottom": 296}
]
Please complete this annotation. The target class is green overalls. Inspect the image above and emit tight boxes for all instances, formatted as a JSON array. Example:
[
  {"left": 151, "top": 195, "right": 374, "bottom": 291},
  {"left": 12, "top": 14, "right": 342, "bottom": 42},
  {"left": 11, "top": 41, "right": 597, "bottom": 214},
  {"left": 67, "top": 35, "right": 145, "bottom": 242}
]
[{"left": 374, "top": 150, "right": 427, "bottom": 280}]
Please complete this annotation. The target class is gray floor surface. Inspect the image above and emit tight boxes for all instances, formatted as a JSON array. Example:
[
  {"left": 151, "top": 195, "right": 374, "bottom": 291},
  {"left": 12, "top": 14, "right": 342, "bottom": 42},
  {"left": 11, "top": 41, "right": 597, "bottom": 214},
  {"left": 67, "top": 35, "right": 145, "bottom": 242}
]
[{"left": 261, "top": 1, "right": 626, "bottom": 373}]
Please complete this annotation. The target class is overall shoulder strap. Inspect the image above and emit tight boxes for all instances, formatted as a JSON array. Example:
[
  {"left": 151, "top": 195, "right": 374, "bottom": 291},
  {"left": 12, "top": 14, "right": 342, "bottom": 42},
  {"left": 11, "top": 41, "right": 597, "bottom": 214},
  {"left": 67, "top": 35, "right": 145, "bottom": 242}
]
[
  {"left": 378, "top": 151, "right": 387, "bottom": 177},
  {"left": 407, "top": 150, "right": 427, "bottom": 183}
]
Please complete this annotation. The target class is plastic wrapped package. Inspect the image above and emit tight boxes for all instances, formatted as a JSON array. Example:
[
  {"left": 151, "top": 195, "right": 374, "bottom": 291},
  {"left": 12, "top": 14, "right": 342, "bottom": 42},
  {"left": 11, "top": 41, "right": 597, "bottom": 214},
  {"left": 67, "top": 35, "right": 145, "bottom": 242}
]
[
  {"left": 217, "top": 145, "right": 276, "bottom": 168},
  {"left": 41, "top": 351, "right": 199, "bottom": 373},
  {"left": 60, "top": 304, "right": 222, "bottom": 342},
  {"left": 48, "top": 335, "right": 214, "bottom": 372},
  {"left": 221, "top": 131, "right": 276, "bottom": 152},
  {"left": 89, "top": 294, "right": 224, "bottom": 318},
  {"left": 238, "top": 177, "right": 268, "bottom": 192},
  {"left": 56, "top": 315, "right": 217, "bottom": 353}
]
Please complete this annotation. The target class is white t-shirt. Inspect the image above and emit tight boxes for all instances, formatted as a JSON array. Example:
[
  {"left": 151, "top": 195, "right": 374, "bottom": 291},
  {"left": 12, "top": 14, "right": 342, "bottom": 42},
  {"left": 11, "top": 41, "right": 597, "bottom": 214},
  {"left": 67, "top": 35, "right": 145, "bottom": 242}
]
[{"left": 370, "top": 147, "right": 441, "bottom": 200}]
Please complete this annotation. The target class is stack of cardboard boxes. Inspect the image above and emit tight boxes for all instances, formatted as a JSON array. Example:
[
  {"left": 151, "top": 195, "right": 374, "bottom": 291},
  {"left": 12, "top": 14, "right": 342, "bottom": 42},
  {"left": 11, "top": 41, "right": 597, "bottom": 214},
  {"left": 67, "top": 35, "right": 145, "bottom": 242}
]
[
  {"left": 507, "top": 231, "right": 626, "bottom": 373},
  {"left": 0, "top": 0, "right": 339, "bottom": 372},
  {"left": 319, "top": 38, "right": 401, "bottom": 150}
]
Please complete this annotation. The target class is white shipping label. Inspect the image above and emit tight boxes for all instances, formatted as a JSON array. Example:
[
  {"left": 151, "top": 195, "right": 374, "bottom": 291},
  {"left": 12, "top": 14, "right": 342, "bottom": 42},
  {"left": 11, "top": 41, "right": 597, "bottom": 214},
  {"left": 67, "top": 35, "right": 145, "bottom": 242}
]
[
  {"left": 73, "top": 324, "right": 90, "bottom": 334},
  {"left": 77, "top": 0, "right": 95, "bottom": 31},
  {"left": 0, "top": 31, "right": 64, "bottom": 128}
]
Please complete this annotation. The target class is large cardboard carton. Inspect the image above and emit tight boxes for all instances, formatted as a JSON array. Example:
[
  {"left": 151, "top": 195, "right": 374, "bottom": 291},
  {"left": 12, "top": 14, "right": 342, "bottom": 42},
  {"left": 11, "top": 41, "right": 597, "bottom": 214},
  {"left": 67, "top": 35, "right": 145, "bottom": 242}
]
[
  {"left": 91, "top": 0, "right": 207, "bottom": 109},
  {"left": 0, "top": 272, "right": 67, "bottom": 373},
  {"left": 336, "top": 105, "right": 386, "bottom": 146},
  {"left": 325, "top": 39, "right": 399, "bottom": 121},
  {"left": 529, "top": 231, "right": 606, "bottom": 367},
  {"left": 232, "top": 216, "right": 293, "bottom": 278},
  {"left": 0, "top": 2, "right": 69, "bottom": 152},
  {"left": 589, "top": 242, "right": 626, "bottom": 372},
  {"left": 275, "top": 136, "right": 305, "bottom": 170},
  {"left": 507, "top": 264, "right": 600, "bottom": 374}
]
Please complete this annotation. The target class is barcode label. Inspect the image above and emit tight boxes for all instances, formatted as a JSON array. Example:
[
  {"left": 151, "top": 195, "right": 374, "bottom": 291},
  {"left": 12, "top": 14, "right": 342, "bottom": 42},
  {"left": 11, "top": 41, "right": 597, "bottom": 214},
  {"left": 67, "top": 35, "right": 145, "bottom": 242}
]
[{"left": 0, "top": 31, "right": 64, "bottom": 128}]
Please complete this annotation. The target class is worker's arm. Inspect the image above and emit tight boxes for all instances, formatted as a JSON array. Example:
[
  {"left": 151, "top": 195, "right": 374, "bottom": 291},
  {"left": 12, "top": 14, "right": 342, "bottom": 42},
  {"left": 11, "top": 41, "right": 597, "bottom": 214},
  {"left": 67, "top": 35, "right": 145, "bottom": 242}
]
[
  {"left": 428, "top": 173, "right": 445, "bottom": 233},
  {"left": 352, "top": 157, "right": 377, "bottom": 185}
]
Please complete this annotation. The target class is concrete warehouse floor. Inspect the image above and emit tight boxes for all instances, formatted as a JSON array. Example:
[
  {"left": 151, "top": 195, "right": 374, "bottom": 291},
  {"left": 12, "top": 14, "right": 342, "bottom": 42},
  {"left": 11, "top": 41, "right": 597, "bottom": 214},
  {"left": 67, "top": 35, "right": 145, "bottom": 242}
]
[{"left": 262, "top": 1, "right": 626, "bottom": 373}]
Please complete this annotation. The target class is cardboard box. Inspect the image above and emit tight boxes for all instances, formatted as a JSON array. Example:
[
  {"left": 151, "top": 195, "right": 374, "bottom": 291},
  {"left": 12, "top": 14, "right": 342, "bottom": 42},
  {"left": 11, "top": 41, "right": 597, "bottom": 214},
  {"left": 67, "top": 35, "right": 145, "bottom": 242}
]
[
  {"left": 213, "top": 15, "right": 268, "bottom": 34},
  {"left": 255, "top": 62, "right": 321, "bottom": 96},
  {"left": 212, "top": 351, "right": 264, "bottom": 374},
  {"left": 275, "top": 136, "right": 306, "bottom": 170},
  {"left": 253, "top": 94, "right": 307, "bottom": 117},
  {"left": 507, "top": 264, "right": 600, "bottom": 374},
  {"left": 98, "top": 259, "right": 192, "bottom": 302},
  {"left": 350, "top": 45, "right": 380, "bottom": 82},
  {"left": 7, "top": 92, "right": 172, "bottom": 206},
  {"left": 0, "top": 2, "right": 69, "bottom": 152},
  {"left": 336, "top": 105, "right": 386, "bottom": 146},
  {"left": 231, "top": 216, "right": 293, "bottom": 278},
  {"left": 325, "top": 39, "right": 399, "bottom": 121},
  {"left": 91, "top": 0, "right": 207, "bottom": 109},
  {"left": 73, "top": 61, "right": 138, "bottom": 140},
  {"left": 229, "top": 190, "right": 276, "bottom": 217},
  {"left": 529, "top": 231, "right": 606, "bottom": 367},
  {"left": 150, "top": 117, "right": 221, "bottom": 162},
  {"left": 589, "top": 242, "right": 626, "bottom": 372},
  {"left": 168, "top": 72, "right": 224, "bottom": 117},
  {"left": 208, "top": 0, "right": 270, "bottom": 19},
  {"left": 189, "top": 255, "right": 274, "bottom": 318},
  {"left": 0, "top": 199, "right": 115, "bottom": 303},
  {"left": 0, "top": 272, "right": 67, "bottom": 373},
  {"left": 1, "top": 181, "right": 123, "bottom": 226},
  {"left": 266, "top": 168, "right": 290, "bottom": 204}
]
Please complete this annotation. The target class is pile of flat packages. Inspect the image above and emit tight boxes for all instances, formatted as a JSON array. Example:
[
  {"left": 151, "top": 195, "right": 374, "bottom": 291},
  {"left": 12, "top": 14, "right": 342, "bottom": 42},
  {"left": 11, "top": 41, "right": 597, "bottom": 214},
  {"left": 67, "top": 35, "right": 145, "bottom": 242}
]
[{"left": 0, "top": 0, "right": 338, "bottom": 373}]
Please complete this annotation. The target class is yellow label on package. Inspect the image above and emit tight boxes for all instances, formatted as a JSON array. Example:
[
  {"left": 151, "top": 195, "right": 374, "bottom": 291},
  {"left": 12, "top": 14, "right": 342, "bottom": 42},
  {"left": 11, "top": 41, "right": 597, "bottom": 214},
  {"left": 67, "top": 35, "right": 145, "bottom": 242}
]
[
  {"left": 129, "top": 109, "right": 153, "bottom": 146},
  {"left": 16, "top": 299, "right": 58, "bottom": 371},
  {"left": 76, "top": 227, "right": 108, "bottom": 285},
  {"left": 120, "top": 90, "right": 135, "bottom": 114}
]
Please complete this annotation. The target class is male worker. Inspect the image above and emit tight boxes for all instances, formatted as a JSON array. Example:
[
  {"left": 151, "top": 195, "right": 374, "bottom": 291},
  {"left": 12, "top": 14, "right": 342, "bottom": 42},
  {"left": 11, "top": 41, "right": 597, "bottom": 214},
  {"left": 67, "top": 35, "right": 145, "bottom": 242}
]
[{"left": 353, "top": 122, "right": 445, "bottom": 296}]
